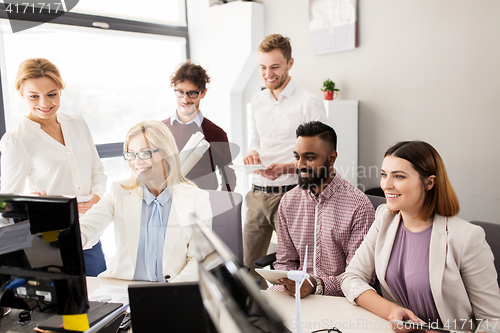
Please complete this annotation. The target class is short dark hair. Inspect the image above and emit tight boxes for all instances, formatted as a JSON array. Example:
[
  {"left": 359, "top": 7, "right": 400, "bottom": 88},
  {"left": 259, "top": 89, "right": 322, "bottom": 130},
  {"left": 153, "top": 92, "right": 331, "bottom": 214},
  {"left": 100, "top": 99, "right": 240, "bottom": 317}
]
[
  {"left": 296, "top": 121, "right": 337, "bottom": 151},
  {"left": 170, "top": 61, "right": 210, "bottom": 91}
]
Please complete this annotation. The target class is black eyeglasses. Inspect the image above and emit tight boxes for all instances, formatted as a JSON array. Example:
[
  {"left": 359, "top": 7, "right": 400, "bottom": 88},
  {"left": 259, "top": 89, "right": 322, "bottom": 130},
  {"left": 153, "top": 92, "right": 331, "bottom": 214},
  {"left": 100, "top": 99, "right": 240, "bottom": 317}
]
[
  {"left": 311, "top": 328, "right": 342, "bottom": 333},
  {"left": 123, "top": 149, "right": 159, "bottom": 161},
  {"left": 174, "top": 89, "right": 202, "bottom": 99}
]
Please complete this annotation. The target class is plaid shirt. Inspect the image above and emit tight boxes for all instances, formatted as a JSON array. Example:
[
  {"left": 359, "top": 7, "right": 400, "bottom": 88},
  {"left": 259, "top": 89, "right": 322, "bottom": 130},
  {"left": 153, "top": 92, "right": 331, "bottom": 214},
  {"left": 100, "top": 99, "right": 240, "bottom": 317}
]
[{"left": 271, "top": 173, "right": 375, "bottom": 296}]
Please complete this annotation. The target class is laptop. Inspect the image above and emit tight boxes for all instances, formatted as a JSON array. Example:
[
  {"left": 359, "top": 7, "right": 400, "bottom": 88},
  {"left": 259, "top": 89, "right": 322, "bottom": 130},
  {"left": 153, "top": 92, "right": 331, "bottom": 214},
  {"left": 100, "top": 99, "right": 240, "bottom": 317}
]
[{"left": 37, "top": 301, "right": 124, "bottom": 333}]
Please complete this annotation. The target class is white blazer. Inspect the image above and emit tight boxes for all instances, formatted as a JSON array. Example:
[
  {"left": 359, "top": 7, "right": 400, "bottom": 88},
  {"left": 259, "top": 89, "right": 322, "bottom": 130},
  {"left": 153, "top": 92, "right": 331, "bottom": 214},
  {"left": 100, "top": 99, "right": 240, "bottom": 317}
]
[
  {"left": 341, "top": 205, "right": 500, "bottom": 332},
  {"left": 80, "top": 180, "right": 213, "bottom": 282}
]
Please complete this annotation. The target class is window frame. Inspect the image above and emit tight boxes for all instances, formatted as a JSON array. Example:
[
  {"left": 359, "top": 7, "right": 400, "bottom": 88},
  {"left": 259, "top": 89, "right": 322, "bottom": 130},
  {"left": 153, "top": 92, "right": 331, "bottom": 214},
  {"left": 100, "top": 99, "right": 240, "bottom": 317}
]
[{"left": 0, "top": 1, "right": 189, "bottom": 158}]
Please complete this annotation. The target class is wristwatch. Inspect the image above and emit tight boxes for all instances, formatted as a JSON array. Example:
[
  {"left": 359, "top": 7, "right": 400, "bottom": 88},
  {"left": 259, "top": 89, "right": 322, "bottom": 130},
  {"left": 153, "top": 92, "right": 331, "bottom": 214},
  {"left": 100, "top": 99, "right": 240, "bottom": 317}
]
[{"left": 312, "top": 276, "right": 323, "bottom": 295}]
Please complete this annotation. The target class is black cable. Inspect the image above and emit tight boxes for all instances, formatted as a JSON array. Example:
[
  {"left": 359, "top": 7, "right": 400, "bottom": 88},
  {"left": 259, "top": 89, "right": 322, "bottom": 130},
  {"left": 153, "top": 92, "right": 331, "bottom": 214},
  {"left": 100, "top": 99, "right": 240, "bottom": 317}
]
[
  {"left": 0, "top": 279, "right": 14, "bottom": 331},
  {"left": 0, "top": 278, "right": 15, "bottom": 307}
]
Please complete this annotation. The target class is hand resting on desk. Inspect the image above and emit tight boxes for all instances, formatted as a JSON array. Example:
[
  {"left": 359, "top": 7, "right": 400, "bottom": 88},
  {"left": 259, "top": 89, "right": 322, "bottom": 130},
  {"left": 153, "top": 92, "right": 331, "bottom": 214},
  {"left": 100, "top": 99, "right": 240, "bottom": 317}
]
[{"left": 277, "top": 277, "right": 317, "bottom": 299}]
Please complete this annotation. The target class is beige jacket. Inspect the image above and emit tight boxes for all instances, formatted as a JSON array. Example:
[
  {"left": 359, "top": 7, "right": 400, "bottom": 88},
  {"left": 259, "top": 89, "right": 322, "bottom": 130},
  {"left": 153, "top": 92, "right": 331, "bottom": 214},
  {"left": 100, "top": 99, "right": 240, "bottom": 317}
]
[
  {"left": 80, "top": 180, "right": 212, "bottom": 282},
  {"left": 341, "top": 204, "right": 500, "bottom": 332}
]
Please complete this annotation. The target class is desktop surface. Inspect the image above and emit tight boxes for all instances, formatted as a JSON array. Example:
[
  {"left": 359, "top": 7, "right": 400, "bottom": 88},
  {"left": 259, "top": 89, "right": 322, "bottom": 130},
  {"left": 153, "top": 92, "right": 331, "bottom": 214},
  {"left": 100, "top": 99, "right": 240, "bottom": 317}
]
[
  {"left": 88, "top": 279, "right": 393, "bottom": 333},
  {"left": 2, "top": 278, "right": 393, "bottom": 333},
  {"left": 261, "top": 290, "right": 392, "bottom": 333}
]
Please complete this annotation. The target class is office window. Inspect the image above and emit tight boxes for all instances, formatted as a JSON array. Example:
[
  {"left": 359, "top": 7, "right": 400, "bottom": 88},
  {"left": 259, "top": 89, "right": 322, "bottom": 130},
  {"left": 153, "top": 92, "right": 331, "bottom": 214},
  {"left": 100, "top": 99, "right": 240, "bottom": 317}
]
[
  {"left": 0, "top": 1, "right": 189, "bottom": 153},
  {"left": 73, "top": 0, "right": 186, "bottom": 26},
  {"left": 0, "top": 19, "right": 186, "bottom": 143},
  {"left": 0, "top": 2, "right": 189, "bottom": 261}
]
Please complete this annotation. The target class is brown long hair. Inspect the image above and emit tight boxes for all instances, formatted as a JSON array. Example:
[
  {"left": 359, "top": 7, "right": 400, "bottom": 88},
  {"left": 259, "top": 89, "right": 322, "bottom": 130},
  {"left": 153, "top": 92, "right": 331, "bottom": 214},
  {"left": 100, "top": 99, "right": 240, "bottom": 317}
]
[{"left": 385, "top": 141, "right": 459, "bottom": 220}]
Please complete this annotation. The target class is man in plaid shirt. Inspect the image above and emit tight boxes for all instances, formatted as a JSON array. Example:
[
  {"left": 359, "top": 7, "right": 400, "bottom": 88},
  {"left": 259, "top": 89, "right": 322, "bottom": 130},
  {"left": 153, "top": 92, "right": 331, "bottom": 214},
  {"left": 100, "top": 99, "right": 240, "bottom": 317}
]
[{"left": 271, "top": 121, "right": 375, "bottom": 297}]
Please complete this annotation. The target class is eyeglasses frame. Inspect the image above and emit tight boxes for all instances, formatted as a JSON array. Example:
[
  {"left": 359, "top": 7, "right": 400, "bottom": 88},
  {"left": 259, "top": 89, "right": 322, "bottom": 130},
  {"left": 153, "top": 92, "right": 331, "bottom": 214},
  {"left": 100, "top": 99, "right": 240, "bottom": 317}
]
[
  {"left": 123, "top": 148, "right": 160, "bottom": 161},
  {"left": 174, "top": 89, "right": 203, "bottom": 99}
]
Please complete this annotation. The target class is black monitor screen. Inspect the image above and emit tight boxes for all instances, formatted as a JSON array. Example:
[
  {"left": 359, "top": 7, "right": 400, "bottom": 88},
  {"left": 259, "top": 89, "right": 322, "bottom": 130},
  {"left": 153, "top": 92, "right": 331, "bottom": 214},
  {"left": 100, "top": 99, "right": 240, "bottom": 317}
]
[
  {"left": 0, "top": 194, "right": 88, "bottom": 315},
  {"left": 192, "top": 222, "right": 289, "bottom": 333}
]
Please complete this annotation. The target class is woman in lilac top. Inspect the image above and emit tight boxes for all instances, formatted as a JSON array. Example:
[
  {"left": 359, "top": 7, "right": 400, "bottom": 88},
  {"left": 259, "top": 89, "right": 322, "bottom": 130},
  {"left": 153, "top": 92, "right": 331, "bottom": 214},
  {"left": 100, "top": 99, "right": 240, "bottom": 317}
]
[{"left": 341, "top": 141, "right": 500, "bottom": 333}]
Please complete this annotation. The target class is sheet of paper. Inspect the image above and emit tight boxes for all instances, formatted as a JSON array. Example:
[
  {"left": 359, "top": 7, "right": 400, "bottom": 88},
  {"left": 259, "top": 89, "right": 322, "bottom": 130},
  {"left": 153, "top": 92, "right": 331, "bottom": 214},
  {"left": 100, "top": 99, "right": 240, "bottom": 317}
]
[
  {"left": 179, "top": 132, "right": 205, "bottom": 164},
  {"left": 77, "top": 195, "right": 93, "bottom": 203},
  {"left": 88, "top": 285, "right": 130, "bottom": 304},
  {"left": 229, "top": 164, "right": 267, "bottom": 173}
]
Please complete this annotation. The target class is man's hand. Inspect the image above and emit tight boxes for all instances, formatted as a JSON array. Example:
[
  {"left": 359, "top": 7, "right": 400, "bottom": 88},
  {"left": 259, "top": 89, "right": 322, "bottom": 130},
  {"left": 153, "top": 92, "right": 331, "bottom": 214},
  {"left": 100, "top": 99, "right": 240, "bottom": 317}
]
[
  {"left": 278, "top": 277, "right": 316, "bottom": 299},
  {"left": 78, "top": 194, "right": 100, "bottom": 214},
  {"left": 243, "top": 150, "right": 262, "bottom": 165},
  {"left": 254, "top": 163, "right": 296, "bottom": 181}
]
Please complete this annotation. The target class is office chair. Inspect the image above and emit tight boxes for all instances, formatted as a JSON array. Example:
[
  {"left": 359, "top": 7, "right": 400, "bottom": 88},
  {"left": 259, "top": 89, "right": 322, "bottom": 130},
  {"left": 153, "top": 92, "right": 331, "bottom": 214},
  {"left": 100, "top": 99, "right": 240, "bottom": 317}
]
[
  {"left": 470, "top": 220, "right": 500, "bottom": 288},
  {"left": 254, "top": 194, "right": 386, "bottom": 269},
  {"left": 366, "top": 194, "right": 386, "bottom": 211},
  {"left": 205, "top": 190, "right": 244, "bottom": 265}
]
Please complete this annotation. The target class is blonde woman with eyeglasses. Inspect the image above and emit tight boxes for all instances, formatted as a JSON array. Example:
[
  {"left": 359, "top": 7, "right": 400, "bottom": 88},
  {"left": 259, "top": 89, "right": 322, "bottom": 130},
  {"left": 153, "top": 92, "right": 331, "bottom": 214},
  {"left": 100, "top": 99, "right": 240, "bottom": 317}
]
[{"left": 79, "top": 120, "right": 212, "bottom": 282}]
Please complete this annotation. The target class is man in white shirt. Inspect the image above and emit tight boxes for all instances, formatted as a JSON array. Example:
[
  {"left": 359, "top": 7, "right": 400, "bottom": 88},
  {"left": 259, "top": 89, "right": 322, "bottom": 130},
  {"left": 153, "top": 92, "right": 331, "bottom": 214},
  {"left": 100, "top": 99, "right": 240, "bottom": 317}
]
[{"left": 243, "top": 34, "right": 327, "bottom": 287}]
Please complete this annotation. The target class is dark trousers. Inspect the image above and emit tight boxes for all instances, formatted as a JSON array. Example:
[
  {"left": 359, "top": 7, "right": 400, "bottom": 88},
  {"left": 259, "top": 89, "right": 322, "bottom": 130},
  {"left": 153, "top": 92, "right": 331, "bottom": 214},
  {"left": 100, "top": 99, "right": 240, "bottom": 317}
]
[{"left": 83, "top": 240, "right": 106, "bottom": 277}]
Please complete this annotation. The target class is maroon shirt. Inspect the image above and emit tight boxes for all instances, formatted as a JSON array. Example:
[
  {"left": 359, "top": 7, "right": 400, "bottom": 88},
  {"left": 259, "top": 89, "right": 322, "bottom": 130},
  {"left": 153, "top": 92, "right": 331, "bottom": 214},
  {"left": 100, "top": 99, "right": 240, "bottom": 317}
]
[{"left": 163, "top": 116, "right": 236, "bottom": 191}]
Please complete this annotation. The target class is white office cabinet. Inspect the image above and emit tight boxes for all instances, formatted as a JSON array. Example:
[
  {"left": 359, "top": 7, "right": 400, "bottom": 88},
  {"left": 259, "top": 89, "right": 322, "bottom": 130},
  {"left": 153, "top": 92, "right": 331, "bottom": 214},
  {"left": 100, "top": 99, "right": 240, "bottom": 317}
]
[{"left": 324, "top": 100, "right": 359, "bottom": 186}]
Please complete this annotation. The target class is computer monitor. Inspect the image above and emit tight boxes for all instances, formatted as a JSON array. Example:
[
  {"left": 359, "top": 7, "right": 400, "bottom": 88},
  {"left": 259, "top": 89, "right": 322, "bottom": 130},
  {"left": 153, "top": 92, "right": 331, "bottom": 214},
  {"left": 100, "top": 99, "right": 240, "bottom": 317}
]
[
  {"left": 0, "top": 194, "right": 88, "bottom": 316},
  {"left": 192, "top": 222, "right": 290, "bottom": 333}
]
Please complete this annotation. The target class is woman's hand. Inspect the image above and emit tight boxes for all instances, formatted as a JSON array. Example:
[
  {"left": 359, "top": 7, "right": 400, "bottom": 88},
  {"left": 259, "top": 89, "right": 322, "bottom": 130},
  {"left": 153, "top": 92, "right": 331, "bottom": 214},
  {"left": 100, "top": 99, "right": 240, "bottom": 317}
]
[
  {"left": 29, "top": 190, "right": 47, "bottom": 196},
  {"left": 388, "top": 304, "right": 422, "bottom": 333},
  {"left": 78, "top": 194, "right": 100, "bottom": 214}
]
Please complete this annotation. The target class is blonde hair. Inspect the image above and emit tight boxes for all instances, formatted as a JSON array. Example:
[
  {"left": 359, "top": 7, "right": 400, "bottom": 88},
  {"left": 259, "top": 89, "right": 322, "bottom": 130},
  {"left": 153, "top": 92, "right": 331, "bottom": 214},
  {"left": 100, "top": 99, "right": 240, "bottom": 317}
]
[
  {"left": 15, "top": 58, "right": 66, "bottom": 92},
  {"left": 122, "top": 121, "right": 195, "bottom": 192},
  {"left": 258, "top": 34, "right": 292, "bottom": 62}
]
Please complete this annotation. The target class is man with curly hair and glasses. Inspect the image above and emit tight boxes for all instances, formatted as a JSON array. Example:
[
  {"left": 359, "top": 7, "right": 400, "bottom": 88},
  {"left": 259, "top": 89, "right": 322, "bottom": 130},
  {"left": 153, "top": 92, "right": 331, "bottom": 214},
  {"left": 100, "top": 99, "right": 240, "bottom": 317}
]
[{"left": 162, "top": 62, "right": 236, "bottom": 191}]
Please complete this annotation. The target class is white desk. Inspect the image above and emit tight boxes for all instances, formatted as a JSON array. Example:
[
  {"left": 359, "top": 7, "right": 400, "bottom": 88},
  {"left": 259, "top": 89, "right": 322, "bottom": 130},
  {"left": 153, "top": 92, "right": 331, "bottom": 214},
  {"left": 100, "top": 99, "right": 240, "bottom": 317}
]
[
  {"left": 86, "top": 276, "right": 140, "bottom": 294},
  {"left": 262, "top": 290, "right": 392, "bottom": 333},
  {"left": 86, "top": 278, "right": 392, "bottom": 333}
]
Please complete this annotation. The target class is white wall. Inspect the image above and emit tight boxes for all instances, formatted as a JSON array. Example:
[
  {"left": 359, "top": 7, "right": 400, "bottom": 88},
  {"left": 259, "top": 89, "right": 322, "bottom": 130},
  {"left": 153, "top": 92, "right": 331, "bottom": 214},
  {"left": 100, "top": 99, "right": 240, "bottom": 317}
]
[
  {"left": 187, "top": 0, "right": 264, "bottom": 164},
  {"left": 189, "top": 0, "right": 500, "bottom": 222}
]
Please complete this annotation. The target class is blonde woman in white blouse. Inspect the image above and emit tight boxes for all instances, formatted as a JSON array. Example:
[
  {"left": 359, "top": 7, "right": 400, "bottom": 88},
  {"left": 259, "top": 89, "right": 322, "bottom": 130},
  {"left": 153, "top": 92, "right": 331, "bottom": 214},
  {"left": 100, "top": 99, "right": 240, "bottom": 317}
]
[{"left": 0, "top": 58, "right": 107, "bottom": 276}]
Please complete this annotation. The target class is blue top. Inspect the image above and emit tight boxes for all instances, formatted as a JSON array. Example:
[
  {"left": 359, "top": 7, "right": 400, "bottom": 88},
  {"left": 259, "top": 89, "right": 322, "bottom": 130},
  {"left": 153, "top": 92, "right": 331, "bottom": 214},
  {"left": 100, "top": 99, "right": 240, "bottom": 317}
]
[{"left": 133, "top": 185, "right": 172, "bottom": 282}]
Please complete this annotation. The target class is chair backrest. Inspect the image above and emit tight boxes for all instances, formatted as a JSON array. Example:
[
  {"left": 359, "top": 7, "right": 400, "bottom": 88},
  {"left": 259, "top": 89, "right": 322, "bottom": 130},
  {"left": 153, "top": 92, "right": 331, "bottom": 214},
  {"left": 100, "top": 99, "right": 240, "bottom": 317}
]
[
  {"left": 205, "top": 190, "right": 244, "bottom": 265},
  {"left": 470, "top": 220, "right": 500, "bottom": 289},
  {"left": 366, "top": 194, "right": 386, "bottom": 211}
]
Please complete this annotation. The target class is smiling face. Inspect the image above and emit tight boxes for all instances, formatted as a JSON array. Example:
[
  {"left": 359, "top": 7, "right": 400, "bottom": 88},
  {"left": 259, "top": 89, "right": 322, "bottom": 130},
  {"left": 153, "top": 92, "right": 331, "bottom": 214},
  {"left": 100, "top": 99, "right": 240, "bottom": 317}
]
[
  {"left": 294, "top": 136, "right": 337, "bottom": 194},
  {"left": 21, "top": 77, "right": 61, "bottom": 123},
  {"left": 174, "top": 80, "right": 206, "bottom": 122},
  {"left": 258, "top": 49, "right": 293, "bottom": 94},
  {"left": 380, "top": 155, "right": 435, "bottom": 218},
  {"left": 126, "top": 134, "right": 167, "bottom": 188}
]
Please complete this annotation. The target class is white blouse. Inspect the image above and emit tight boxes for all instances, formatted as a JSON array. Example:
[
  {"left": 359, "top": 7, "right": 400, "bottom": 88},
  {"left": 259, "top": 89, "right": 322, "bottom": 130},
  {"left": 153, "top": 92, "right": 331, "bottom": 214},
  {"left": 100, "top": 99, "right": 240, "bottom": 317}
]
[{"left": 0, "top": 112, "right": 107, "bottom": 198}]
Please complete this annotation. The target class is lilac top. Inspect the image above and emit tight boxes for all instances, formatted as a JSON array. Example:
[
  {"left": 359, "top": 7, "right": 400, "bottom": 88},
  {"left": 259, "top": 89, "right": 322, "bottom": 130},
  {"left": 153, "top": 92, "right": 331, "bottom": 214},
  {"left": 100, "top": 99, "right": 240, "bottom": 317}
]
[{"left": 385, "top": 221, "right": 440, "bottom": 324}]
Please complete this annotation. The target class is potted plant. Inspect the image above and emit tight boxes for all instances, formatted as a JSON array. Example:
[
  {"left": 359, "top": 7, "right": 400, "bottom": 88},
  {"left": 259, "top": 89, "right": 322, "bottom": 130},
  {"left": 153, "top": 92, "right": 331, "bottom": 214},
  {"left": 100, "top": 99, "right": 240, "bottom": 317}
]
[{"left": 321, "top": 79, "right": 339, "bottom": 100}]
